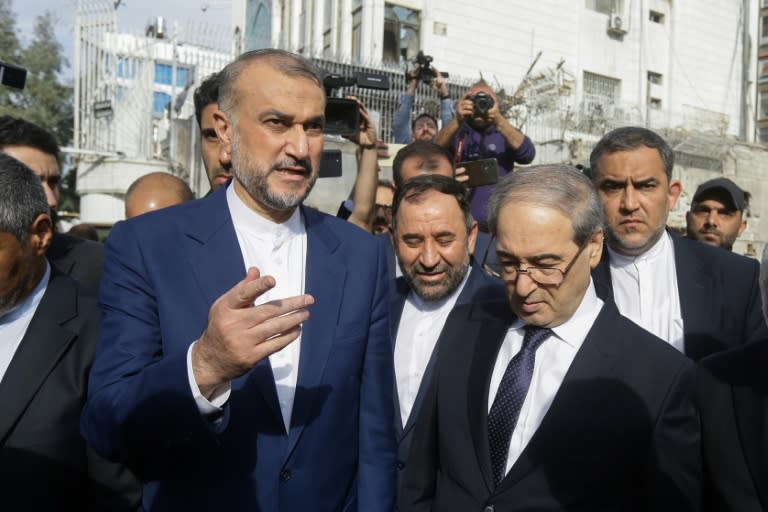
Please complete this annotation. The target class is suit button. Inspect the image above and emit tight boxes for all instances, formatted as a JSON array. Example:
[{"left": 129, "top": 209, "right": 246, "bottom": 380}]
[
  {"left": 397, "top": 461, "right": 405, "bottom": 470},
  {"left": 280, "top": 469, "right": 292, "bottom": 481},
  {"left": 484, "top": 506, "right": 494, "bottom": 512}
]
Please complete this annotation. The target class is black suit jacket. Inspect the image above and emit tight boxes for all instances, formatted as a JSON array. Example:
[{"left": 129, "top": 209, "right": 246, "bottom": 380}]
[
  {"left": 400, "top": 300, "right": 700, "bottom": 512},
  {"left": 48, "top": 232, "right": 104, "bottom": 291},
  {"left": 692, "top": 340, "right": 768, "bottom": 511},
  {"left": 390, "top": 261, "right": 505, "bottom": 482},
  {"left": 592, "top": 231, "right": 767, "bottom": 360},
  {"left": 0, "top": 270, "right": 140, "bottom": 510}
]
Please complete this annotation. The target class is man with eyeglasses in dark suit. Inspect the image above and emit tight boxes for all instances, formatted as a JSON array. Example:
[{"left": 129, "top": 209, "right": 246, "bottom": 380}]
[{"left": 400, "top": 165, "right": 700, "bottom": 512}]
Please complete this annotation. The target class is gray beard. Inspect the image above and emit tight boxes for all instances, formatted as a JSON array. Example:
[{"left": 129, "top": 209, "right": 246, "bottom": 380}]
[{"left": 231, "top": 133, "right": 317, "bottom": 211}]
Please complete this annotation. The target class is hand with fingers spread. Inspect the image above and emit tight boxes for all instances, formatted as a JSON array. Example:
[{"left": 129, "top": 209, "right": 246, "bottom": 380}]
[{"left": 191, "top": 267, "right": 314, "bottom": 398}]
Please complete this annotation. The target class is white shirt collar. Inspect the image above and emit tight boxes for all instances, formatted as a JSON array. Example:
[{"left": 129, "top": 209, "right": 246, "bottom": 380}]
[
  {"left": 510, "top": 279, "right": 604, "bottom": 349},
  {"left": 225, "top": 181, "right": 304, "bottom": 240}
]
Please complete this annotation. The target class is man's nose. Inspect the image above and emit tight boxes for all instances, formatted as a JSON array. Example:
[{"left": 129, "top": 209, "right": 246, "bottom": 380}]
[
  {"left": 419, "top": 241, "right": 441, "bottom": 268},
  {"left": 42, "top": 182, "right": 58, "bottom": 210},
  {"left": 514, "top": 269, "right": 538, "bottom": 297},
  {"left": 620, "top": 186, "right": 639, "bottom": 212},
  {"left": 285, "top": 126, "right": 309, "bottom": 160}
]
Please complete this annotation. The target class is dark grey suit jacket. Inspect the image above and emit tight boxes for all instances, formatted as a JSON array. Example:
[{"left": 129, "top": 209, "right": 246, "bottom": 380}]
[
  {"left": 400, "top": 300, "right": 700, "bottom": 512},
  {"left": 693, "top": 340, "right": 768, "bottom": 511},
  {"left": 0, "top": 270, "right": 140, "bottom": 510},
  {"left": 390, "top": 261, "right": 505, "bottom": 489},
  {"left": 592, "top": 231, "right": 767, "bottom": 360},
  {"left": 48, "top": 232, "right": 104, "bottom": 291}
]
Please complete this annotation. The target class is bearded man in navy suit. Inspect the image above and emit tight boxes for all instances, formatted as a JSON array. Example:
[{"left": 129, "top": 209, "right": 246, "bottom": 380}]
[{"left": 81, "top": 49, "right": 396, "bottom": 511}]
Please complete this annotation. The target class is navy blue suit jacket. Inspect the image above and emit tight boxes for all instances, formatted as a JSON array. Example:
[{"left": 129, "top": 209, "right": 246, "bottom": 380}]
[
  {"left": 592, "top": 232, "right": 767, "bottom": 360},
  {"left": 81, "top": 187, "right": 396, "bottom": 511},
  {"left": 390, "top": 261, "right": 505, "bottom": 483}
]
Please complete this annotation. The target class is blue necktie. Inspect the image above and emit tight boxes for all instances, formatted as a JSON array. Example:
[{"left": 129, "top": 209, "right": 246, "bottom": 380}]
[{"left": 487, "top": 325, "right": 552, "bottom": 486}]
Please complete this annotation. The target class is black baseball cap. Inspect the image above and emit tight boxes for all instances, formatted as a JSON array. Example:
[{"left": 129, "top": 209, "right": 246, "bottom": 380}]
[{"left": 692, "top": 177, "right": 747, "bottom": 211}]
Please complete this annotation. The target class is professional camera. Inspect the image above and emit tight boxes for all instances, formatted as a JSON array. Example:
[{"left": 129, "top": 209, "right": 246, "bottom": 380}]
[
  {"left": 323, "top": 71, "right": 390, "bottom": 136},
  {"left": 406, "top": 51, "right": 449, "bottom": 86},
  {"left": 0, "top": 61, "right": 27, "bottom": 89},
  {"left": 412, "top": 51, "right": 436, "bottom": 84},
  {"left": 468, "top": 92, "right": 494, "bottom": 117}
]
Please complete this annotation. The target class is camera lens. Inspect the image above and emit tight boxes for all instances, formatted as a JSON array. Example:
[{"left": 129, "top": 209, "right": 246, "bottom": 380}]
[{"left": 471, "top": 93, "right": 494, "bottom": 116}]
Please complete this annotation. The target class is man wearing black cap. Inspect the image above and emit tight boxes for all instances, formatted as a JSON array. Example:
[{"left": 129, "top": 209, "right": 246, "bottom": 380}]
[{"left": 686, "top": 177, "right": 748, "bottom": 252}]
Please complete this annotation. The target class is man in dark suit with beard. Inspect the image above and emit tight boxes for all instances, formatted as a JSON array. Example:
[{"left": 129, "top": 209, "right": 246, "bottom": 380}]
[
  {"left": 389, "top": 175, "right": 504, "bottom": 497},
  {"left": 588, "top": 127, "right": 766, "bottom": 360},
  {"left": 400, "top": 165, "right": 700, "bottom": 511}
]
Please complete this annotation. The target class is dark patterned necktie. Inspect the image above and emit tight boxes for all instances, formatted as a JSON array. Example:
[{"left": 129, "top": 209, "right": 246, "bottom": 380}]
[{"left": 487, "top": 325, "right": 552, "bottom": 486}]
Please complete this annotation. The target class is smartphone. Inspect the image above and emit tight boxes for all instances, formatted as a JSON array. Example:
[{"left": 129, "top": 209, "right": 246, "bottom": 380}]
[
  {"left": 458, "top": 158, "right": 498, "bottom": 188},
  {"left": 319, "top": 149, "right": 343, "bottom": 178}
]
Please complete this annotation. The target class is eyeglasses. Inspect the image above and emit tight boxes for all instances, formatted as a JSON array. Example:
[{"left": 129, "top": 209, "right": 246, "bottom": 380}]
[{"left": 482, "top": 237, "right": 590, "bottom": 287}]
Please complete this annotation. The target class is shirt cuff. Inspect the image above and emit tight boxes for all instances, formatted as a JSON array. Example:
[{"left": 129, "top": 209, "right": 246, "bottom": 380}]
[{"left": 186, "top": 340, "right": 232, "bottom": 415}]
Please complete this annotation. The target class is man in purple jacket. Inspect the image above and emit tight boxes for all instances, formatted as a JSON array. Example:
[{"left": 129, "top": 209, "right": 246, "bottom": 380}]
[{"left": 435, "top": 80, "right": 535, "bottom": 229}]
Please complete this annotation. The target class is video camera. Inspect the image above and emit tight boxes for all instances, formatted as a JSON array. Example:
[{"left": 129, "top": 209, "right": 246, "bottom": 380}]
[
  {"left": 407, "top": 51, "right": 449, "bottom": 85},
  {"left": 323, "top": 71, "right": 390, "bottom": 136},
  {"left": 0, "top": 61, "right": 27, "bottom": 89}
]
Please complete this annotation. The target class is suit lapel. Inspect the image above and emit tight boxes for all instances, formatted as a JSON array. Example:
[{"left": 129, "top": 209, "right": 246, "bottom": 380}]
[
  {"left": 591, "top": 247, "right": 614, "bottom": 304},
  {"left": 0, "top": 273, "right": 79, "bottom": 445},
  {"left": 466, "top": 303, "right": 512, "bottom": 493},
  {"left": 285, "top": 207, "right": 344, "bottom": 457},
  {"left": 671, "top": 236, "right": 715, "bottom": 359},
  {"left": 498, "top": 304, "right": 618, "bottom": 491},
  {"left": 390, "top": 279, "right": 409, "bottom": 347},
  {"left": 731, "top": 344, "right": 768, "bottom": 508},
  {"left": 391, "top": 279, "right": 409, "bottom": 434},
  {"left": 181, "top": 188, "right": 284, "bottom": 426}
]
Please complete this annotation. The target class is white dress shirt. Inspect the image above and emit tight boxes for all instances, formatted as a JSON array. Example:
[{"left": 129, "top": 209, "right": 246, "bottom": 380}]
[
  {"left": 488, "top": 280, "right": 603, "bottom": 472},
  {"left": 0, "top": 262, "right": 50, "bottom": 383},
  {"left": 394, "top": 267, "right": 470, "bottom": 426},
  {"left": 608, "top": 231, "right": 684, "bottom": 353},
  {"left": 188, "top": 184, "right": 307, "bottom": 431}
]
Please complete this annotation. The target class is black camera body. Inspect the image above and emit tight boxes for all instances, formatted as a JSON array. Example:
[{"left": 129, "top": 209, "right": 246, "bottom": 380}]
[
  {"left": 413, "top": 51, "right": 436, "bottom": 84},
  {"left": 322, "top": 71, "right": 390, "bottom": 136},
  {"left": 468, "top": 92, "right": 494, "bottom": 117},
  {"left": 0, "top": 61, "right": 27, "bottom": 89}
]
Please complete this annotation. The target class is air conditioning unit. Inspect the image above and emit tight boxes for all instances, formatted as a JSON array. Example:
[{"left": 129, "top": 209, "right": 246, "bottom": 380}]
[{"left": 608, "top": 13, "right": 627, "bottom": 35}]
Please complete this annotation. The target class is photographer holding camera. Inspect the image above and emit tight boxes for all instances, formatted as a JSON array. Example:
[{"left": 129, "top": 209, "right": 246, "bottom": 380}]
[
  {"left": 435, "top": 80, "right": 535, "bottom": 229},
  {"left": 391, "top": 52, "right": 455, "bottom": 144}
]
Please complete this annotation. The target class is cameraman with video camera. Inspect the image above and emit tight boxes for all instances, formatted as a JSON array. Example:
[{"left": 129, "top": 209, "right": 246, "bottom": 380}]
[
  {"left": 435, "top": 80, "right": 535, "bottom": 230},
  {"left": 391, "top": 52, "right": 455, "bottom": 143}
]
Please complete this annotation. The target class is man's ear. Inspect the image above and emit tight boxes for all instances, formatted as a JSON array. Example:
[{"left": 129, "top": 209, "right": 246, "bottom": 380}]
[
  {"left": 213, "top": 109, "right": 233, "bottom": 164},
  {"left": 587, "top": 229, "right": 604, "bottom": 269},
  {"left": 467, "top": 221, "right": 479, "bottom": 255},
  {"left": 668, "top": 179, "right": 682, "bottom": 210},
  {"left": 29, "top": 213, "right": 53, "bottom": 256},
  {"left": 737, "top": 218, "right": 747, "bottom": 237}
]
